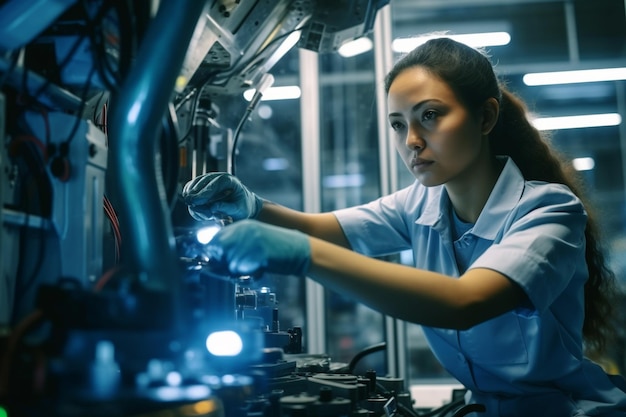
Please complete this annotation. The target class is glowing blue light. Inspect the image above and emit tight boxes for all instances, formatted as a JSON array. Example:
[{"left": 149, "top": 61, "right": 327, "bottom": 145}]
[
  {"left": 196, "top": 225, "right": 220, "bottom": 244},
  {"left": 166, "top": 371, "right": 183, "bottom": 386},
  {"left": 205, "top": 330, "right": 243, "bottom": 356}
]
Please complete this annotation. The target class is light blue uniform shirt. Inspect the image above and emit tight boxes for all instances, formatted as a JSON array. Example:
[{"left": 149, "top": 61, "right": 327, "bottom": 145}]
[{"left": 333, "top": 157, "right": 626, "bottom": 416}]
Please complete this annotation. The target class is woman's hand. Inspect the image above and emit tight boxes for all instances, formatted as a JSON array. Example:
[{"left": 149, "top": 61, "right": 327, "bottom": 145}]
[
  {"left": 182, "top": 172, "right": 263, "bottom": 222},
  {"left": 207, "top": 219, "right": 311, "bottom": 277}
]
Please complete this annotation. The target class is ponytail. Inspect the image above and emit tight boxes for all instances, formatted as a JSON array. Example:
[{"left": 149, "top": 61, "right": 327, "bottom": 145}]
[{"left": 491, "top": 87, "right": 618, "bottom": 354}]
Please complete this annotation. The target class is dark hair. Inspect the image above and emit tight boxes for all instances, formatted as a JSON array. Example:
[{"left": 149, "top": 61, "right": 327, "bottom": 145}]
[{"left": 385, "top": 37, "right": 617, "bottom": 354}]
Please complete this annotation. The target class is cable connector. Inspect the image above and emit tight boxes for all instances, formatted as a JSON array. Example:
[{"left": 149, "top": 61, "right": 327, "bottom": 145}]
[{"left": 247, "top": 73, "right": 275, "bottom": 111}]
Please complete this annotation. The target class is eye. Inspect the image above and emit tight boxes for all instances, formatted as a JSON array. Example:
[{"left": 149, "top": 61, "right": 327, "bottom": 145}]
[
  {"left": 389, "top": 120, "right": 405, "bottom": 131},
  {"left": 421, "top": 109, "right": 438, "bottom": 122}
]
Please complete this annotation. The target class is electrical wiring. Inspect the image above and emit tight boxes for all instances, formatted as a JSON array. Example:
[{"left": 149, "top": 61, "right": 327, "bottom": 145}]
[
  {"left": 346, "top": 341, "right": 387, "bottom": 374},
  {"left": 80, "top": 0, "right": 120, "bottom": 91},
  {"left": 103, "top": 194, "right": 121, "bottom": 263},
  {"left": 79, "top": 0, "right": 136, "bottom": 93},
  {"left": 93, "top": 264, "right": 124, "bottom": 292},
  {"left": 229, "top": 104, "right": 252, "bottom": 177},
  {"left": 29, "top": 29, "right": 88, "bottom": 101}
]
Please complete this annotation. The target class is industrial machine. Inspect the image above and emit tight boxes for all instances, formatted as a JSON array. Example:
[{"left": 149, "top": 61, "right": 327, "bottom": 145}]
[{"left": 0, "top": 1, "right": 475, "bottom": 416}]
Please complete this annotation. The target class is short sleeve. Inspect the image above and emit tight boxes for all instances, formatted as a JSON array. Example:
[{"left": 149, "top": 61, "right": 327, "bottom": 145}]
[
  {"left": 333, "top": 185, "right": 425, "bottom": 256},
  {"left": 470, "top": 183, "right": 587, "bottom": 313}
]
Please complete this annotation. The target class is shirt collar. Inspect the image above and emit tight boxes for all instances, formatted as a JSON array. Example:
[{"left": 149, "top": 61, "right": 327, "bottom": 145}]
[{"left": 415, "top": 156, "right": 525, "bottom": 240}]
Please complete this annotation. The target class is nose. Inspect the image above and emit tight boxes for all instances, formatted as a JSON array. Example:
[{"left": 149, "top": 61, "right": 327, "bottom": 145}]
[{"left": 405, "top": 125, "right": 425, "bottom": 150}]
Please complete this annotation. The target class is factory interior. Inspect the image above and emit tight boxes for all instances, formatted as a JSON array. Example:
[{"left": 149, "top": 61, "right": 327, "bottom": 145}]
[{"left": 1, "top": 0, "right": 625, "bottom": 416}]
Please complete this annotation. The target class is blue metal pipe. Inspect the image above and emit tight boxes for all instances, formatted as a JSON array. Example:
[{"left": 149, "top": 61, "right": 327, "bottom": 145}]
[{"left": 107, "top": 0, "right": 207, "bottom": 325}]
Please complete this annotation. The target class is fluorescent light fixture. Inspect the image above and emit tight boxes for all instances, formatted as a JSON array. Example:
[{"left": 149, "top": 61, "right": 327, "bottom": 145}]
[
  {"left": 572, "top": 157, "right": 595, "bottom": 171},
  {"left": 262, "top": 157, "right": 289, "bottom": 171},
  {"left": 338, "top": 37, "right": 373, "bottom": 57},
  {"left": 323, "top": 174, "right": 365, "bottom": 188},
  {"left": 531, "top": 113, "right": 622, "bottom": 131},
  {"left": 523, "top": 67, "right": 626, "bottom": 86},
  {"left": 243, "top": 85, "right": 301, "bottom": 101},
  {"left": 392, "top": 32, "right": 511, "bottom": 53}
]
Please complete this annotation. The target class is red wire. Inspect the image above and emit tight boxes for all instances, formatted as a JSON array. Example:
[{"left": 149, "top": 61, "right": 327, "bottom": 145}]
[
  {"left": 8, "top": 135, "right": 47, "bottom": 161},
  {"left": 93, "top": 265, "right": 123, "bottom": 292},
  {"left": 103, "top": 195, "right": 122, "bottom": 262}
]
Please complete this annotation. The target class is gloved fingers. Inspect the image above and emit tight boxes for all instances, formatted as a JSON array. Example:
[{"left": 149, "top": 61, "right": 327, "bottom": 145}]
[
  {"left": 187, "top": 205, "right": 214, "bottom": 221},
  {"left": 184, "top": 174, "right": 240, "bottom": 207},
  {"left": 192, "top": 172, "right": 236, "bottom": 195},
  {"left": 182, "top": 172, "right": 219, "bottom": 195},
  {"left": 206, "top": 219, "right": 310, "bottom": 276},
  {"left": 209, "top": 201, "right": 245, "bottom": 221}
]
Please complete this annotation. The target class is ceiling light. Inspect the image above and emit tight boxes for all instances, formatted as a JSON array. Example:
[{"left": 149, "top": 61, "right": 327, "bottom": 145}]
[
  {"left": 392, "top": 32, "right": 510, "bottom": 53},
  {"left": 523, "top": 67, "right": 626, "bottom": 86},
  {"left": 243, "top": 85, "right": 301, "bottom": 101},
  {"left": 572, "top": 157, "right": 595, "bottom": 171},
  {"left": 531, "top": 113, "right": 622, "bottom": 131},
  {"left": 338, "top": 37, "right": 373, "bottom": 57}
]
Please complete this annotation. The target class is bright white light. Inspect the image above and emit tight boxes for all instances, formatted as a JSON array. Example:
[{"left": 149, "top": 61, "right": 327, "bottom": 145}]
[
  {"left": 338, "top": 37, "right": 373, "bottom": 57},
  {"left": 572, "top": 157, "right": 595, "bottom": 171},
  {"left": 165, "top": 371, "right": 182, "bottom": 386},
  {"left": 243, "top": 85, "right": 301, "bottom": 101},
  {"left": 152, "top": 385, "right": 211, "bottom": 401},
  {"left": 523, "top": 67, "right": 626, "bottom": 86},
  {"left": 196, "top": 225, "right": 220, "bottom": 244},
  {"left": 205, "top": 331, "right": 243, "bottom": 356},
  {"left": 392, "top": 32, "right": 511, "bottom": 53},
  {"left": 531, "top": 113, "right": 622, "bottom": 131}
]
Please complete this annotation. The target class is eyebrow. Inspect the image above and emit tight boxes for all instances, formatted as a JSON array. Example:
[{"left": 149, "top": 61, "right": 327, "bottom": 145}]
[{"left": 388, "top": 99, "right": 441, "bottom": 118}]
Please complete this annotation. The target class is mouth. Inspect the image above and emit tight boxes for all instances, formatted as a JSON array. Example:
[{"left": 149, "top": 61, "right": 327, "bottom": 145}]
[{"left": 411, "top": 157, "right": 433, "bottom": 169}]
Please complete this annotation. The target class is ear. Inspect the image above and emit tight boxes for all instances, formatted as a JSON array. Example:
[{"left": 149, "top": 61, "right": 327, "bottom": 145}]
[{"left": 481, "top": 97, "right": 500, "bottom": 135}]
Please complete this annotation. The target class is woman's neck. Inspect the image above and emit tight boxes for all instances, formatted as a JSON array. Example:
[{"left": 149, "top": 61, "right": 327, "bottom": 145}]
[{"left": 446, "top": 157, "right": 503, "bottom": 223}]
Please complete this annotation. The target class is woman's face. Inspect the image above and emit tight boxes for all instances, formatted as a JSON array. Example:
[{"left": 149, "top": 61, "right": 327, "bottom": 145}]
[{"left": 387, "top": 66, "right": 491, "bottom": 187}]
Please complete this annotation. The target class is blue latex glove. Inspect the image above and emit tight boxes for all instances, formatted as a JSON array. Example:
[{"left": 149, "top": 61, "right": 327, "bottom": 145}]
[
  {"left": 182, "top": 172, "right": 263, "bottom": 222},
  {"left": 207, "top": 219, "right": 311, "bottom": 277}
]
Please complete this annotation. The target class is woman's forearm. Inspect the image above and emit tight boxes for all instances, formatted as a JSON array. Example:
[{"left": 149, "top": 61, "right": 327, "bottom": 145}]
[
  {"left": 257, "top": 202, "right": 351, "bottom": 248},
  {"left": 306, "top": 236, "right": 525, "bottom": 329}
]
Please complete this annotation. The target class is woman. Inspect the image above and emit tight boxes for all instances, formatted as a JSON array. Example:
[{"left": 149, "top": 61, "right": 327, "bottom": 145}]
[{"left": 182, "top": 38, "right": 626, "bottom": 415}]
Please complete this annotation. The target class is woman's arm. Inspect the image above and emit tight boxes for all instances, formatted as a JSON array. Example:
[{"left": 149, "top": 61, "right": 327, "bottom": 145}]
[
  {"left": 307, "top": 236, "right": 527, "bottom": 329},
  {"left": 257, "top": 201, "right": 352, "bottom": 248}
]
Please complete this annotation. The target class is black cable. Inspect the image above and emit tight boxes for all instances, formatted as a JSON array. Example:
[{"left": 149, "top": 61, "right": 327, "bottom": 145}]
[
  {"left": 347, "top": 341, "right": 387, "bottom": 374},
  {"left": 450, "top": 403, "right": 486, "bottom": 417},
  {"left": 80, "top": 0, "right": 119, "bottom": 91},
  {"left": 30, "top": 26, "right": 88, "bottom": 100},
  {"left": 229, "top": 105, "right": 254, "bottom": 176}
]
